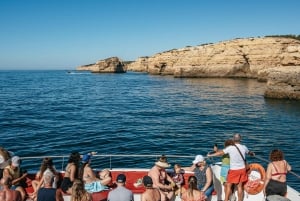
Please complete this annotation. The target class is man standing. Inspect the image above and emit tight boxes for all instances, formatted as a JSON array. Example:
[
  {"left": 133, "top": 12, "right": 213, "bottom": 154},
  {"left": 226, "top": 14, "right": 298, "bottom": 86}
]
[
  {"left": 0, "top": 176, "right": 22, "bottom": 201},
  {"left": 107, "top": 174, "right": 134, "bottom": 201},
  {"left": 207, "top": 133, "right": 254, "bottom": 201}
]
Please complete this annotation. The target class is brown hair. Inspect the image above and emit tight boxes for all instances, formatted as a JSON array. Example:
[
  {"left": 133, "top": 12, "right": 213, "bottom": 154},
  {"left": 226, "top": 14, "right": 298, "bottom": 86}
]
[
  {"left": 224, "top": 139, "right": 234, "bottom": 147},
  {"left": 269, "top": 149, "right": 284, "bottom": 161},
  {"left": 187, "top": 176, "right": 198, "bottom": 198}
]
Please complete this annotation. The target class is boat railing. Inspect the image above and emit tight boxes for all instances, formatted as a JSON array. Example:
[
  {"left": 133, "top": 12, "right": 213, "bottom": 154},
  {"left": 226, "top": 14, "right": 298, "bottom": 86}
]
[
  {"left": 20, "top": 154, "right": 300, "bottom": 181},
  {"left": 20, "top": 154, "right": 196, "bottom": 172}
]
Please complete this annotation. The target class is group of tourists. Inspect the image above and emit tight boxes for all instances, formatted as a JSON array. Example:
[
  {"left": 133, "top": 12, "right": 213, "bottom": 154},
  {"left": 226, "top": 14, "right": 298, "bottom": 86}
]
[
  {"left": 207, "top": 133, "right": 292, "bottom": 201},
  {"left": 0, "top": 133, "right": 293, "bottom": 201}
]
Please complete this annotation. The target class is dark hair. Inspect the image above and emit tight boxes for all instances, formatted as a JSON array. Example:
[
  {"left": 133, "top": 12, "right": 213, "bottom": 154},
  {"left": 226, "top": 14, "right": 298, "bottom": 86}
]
[
  {"left": 269, "top": 149, "right": 284, "bottom": 161},
  {"left": 68, "top": 152, "right": 81, "bottom": 178},
  {"left": 68, "top": 152, "right": 81, "bottom": 164},
  {"left": 187, "top": 176, "right": 198, "bottom": 197},
  {"left": 39, "top": 157, "right": 56, "bottom": 177}
]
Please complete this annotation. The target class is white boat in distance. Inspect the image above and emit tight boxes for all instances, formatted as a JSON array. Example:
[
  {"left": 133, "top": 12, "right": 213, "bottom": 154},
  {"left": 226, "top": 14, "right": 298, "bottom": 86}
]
[{"left": 21, "top": 154, "right": 300, "bottom": 201}]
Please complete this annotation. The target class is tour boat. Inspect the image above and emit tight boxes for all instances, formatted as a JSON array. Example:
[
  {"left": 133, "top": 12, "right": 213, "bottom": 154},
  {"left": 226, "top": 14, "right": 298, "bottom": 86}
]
[{"left": 21, "top": 154, "right": 300, "bottom": 201}]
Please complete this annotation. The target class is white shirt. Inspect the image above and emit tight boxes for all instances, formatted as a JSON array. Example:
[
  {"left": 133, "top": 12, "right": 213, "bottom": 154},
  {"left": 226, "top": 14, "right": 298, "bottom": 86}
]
[{"left": 223, "top": 144, "right": 249, "bottom": 170}]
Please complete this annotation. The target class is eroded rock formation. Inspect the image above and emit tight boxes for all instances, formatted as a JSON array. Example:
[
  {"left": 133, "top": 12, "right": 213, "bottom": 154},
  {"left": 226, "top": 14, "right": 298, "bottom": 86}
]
[
  {"left": 127, "top": 37, "right": 300, "bottom": 99},
  {"left": 77, "top": 57, "right": 126, "bottom": 73}
]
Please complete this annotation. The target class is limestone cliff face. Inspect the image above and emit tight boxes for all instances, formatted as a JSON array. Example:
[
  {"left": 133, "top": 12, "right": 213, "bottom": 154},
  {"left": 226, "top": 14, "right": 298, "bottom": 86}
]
[
  {"left": 264, "top": 66, "right": 300, "bottom": 99},
  {"left": 127, "top": 37, "right": 300, "bottom": 80},
  {"left": 77, "top": 57, "right": 126, "bottom": 73}
]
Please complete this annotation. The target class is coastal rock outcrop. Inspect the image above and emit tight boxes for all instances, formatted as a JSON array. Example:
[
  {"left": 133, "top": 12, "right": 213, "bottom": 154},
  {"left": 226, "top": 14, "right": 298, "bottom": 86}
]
[
  {"left": 127, "top": 37, "right": 300, "bottom": 99},
  {"left": 127, "top": 37, "right": 300, "bottom": 78},
  {"left": 264, "top": 66, "right": 300, "bottom": 99},
  {"left": 77, "top": 57, "right": 126, "bottom": 73}
]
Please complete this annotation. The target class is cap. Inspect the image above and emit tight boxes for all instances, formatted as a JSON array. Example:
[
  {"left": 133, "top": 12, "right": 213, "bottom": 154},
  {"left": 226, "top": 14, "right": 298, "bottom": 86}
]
[
  {"left": 116, "top": 174, "right": 126, "bottom": 183},
  {"left": 192, "top": 155, "right": 205, "bottom": 164},
  {"left": 12, "top": 156, "right": 20, "bottom": 167},
  {"left": 82, "top": 154, "right": 91, "bottom": 163},
  {"left": 143, "top": 176, "right": 153, "bottom": 187}
]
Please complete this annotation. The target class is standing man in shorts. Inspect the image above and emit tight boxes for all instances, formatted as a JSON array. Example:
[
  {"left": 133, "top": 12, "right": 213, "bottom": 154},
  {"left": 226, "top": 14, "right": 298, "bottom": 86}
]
[{"left": 207, "top": 133, "right": 255, "bottom": 201}]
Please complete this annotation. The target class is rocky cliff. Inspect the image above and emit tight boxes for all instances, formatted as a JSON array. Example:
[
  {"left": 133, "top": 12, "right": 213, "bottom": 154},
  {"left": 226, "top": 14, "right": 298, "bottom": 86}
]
[
  {"left": 77, "top": 57, "right": 126, "bottom": 73},
  {"left": 127, "top": 37, "right": 300, "bottom": 99}
]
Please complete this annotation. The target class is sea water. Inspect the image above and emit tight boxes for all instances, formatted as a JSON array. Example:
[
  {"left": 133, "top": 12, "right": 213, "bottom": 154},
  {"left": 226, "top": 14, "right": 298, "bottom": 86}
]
[{"left": 0, "top": 70, "right": 299, "bottom": 191}]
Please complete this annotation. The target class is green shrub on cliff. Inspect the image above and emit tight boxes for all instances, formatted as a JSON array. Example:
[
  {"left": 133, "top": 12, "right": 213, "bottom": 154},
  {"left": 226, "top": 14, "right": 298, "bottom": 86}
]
[{"left": 265, "top": 34, "right": 300, "bottom": 41}]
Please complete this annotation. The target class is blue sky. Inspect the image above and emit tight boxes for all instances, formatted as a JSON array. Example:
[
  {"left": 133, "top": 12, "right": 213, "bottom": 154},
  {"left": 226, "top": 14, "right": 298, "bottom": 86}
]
[{"left": 0, "top": 0, "right": 299, "bottom": 70}]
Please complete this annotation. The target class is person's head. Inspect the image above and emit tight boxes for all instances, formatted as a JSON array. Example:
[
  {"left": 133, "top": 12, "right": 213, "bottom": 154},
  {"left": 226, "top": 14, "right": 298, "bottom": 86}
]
[
  {"left": 40, "top": 157, "right": 54, "bottom": 172},
  {"left": 72, "top": 179, "right": 87, "bottom": 199},
  {"left": 68, "top": 152, "right": 81, "bottom": 164},
  {"left": 11, "top": 156, "right": 20, "bottom": 169},
  {"left": 192, "top": 155, "right": 206, "bottom": 167},
  {"left": 174, "top": 164, "right": 181, "bottom": 174},
  {"left": 43, "top": 171, "right": 54, "bottom": 186},
  {"left": 99, "top": 168, "right": 111, "bottom": 180},
  {"left": 233, "top": 133, "right": 242, "bottom": 143},
  {"left": 187, "top": 175, "right": 198, "bottom": 190},
  {"left": 142, "top": 175, "right": 153, "bottom": 188},
  {"left": 116, "top": 174, "right": 126, "bottom": 185},
  {"left": 224, "top": 139, "right": 234, "bottom": 147},
  {"left": 81, "top": 154, "right": 91, "bottom": 164},
  {"left": 42, "top": 157, "right": 53, "bottom": 167},
  {"left": 155, "top": 155, "right": 170, "bottom": 170},
  {"left": 269, "top": 149, "right": 284, "bottom": 161}
]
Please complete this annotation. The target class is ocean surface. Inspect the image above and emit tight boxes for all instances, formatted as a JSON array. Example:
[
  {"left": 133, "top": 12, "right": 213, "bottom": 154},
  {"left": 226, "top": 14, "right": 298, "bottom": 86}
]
[{"left": 0, "top": 70, "right": 299, "bottom": 191}]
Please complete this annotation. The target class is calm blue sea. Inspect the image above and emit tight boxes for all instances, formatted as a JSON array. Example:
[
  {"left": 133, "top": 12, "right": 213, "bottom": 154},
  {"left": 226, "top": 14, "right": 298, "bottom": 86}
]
[{"left": 0, "top": 70, "right": 299, "bottom": 191}]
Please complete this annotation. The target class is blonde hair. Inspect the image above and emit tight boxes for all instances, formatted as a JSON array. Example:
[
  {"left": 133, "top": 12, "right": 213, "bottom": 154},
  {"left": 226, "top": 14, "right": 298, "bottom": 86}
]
[{"left": 71, "top": 179, "right": 91, "bottom": 201}]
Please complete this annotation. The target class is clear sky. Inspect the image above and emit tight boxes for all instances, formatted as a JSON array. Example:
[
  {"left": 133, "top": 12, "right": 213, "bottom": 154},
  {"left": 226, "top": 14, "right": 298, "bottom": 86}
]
[{"left": 0, "top": 0, "right": 299, "bottom": 70}]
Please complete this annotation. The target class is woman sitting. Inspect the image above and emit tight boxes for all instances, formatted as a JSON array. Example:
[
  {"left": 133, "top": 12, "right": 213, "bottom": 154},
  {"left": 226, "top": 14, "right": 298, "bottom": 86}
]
[
  {"left": 263, "top": 149, "right": 291, "bottom": 199},
  {"left": 79, "top": 153, "right": 111, "bottom": 193}
]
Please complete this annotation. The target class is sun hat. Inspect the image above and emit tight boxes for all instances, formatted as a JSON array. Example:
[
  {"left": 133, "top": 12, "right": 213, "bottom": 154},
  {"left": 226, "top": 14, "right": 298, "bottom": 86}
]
[
  {"left": 192, "top": 155, "right": 205, "bottom": 164},
  {"left": 155, "top": 155, "right": 170, "bottom": 168},
  {"left": 116, "top": 174, "right": 126, "bottom": 183},
  {"left": 82, "top": 154, "right": 91, "bottom": 163},
  {"left": 143, "top": 176, "right": 153, "bottom": 187},
  {"left": 12, "top": 156, "right": 20, "bottom": 167}
]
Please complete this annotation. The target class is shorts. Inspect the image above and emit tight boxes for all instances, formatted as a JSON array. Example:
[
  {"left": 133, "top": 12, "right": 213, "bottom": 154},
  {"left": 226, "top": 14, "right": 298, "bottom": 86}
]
[{"left": 227, "top": 168, "right": 248, "bottom": 184}]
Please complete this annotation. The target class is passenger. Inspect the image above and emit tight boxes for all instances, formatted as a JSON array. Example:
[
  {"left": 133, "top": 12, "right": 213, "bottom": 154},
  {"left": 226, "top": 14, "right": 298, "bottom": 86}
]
[
  {"left": 79, "top": 153, "right": 109, "bottom": 193},
  {"left": 263, "top": 149, "right": 291, "bottom": 199},
  {"left": 107, "top": 174, "right": 134, "bottom": 201},
  {"left": 0, "top": 176, "right": 22, "bottom": 201},
  {"left": 207, "top": 133, "right": 255, "bottom": 201},
  {"left": 171, "top": 164, "right": 185, "bottom": 196},
  {"left": 2, "top": 156, "right": 27, "bottom": 201},
  {"left": 70, "top": 179, "right": 92, "bottom": 201},
  {"left": 36, "top": 171, "right": 63, "bottom": 201},
  {"left": 0, "top": 147, "right": 12, "bottom": 180},
  {"left": 181, "top": 176, "right": 206, "bottom": 201},
  {"left": 141, "top": 175, "right": 161, "bottom": 201},
  {"left": 60, "top": 152, "right": 81, "bottom": 194},
  {"left": 182, "top": 155, "right": 214, "bottom": 199},
  {"left": 31, "top": 157, "right": 59, "bottom": 199},
  {"left": 148, "top": 155, "right": 175, "bottom": 201},
  {"left": 98, "top": 168, "right": 112, "bottom": 186}
]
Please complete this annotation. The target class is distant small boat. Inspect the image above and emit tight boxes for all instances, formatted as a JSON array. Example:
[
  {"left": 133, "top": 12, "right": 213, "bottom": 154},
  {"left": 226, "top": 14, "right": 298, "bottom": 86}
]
[{"left": 21, "top": 154, "right": 299, "bottom": 201}]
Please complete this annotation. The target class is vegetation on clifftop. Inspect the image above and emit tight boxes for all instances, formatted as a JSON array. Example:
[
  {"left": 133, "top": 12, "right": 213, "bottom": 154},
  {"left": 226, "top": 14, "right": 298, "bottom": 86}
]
[{"left": 266, "top": 34, "right": 300, "bottom": 41}]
